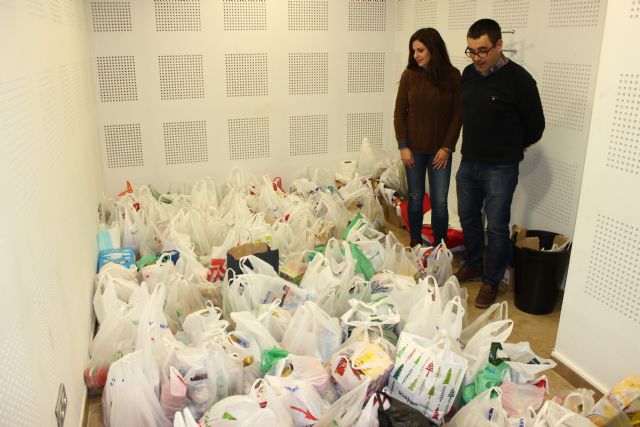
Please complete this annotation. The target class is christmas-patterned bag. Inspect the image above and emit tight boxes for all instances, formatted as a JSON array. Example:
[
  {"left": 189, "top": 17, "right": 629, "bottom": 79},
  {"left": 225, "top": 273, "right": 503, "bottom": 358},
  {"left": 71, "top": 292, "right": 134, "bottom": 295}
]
[{"left": 387, "top": 330, "right": 467, "bottom": 424}]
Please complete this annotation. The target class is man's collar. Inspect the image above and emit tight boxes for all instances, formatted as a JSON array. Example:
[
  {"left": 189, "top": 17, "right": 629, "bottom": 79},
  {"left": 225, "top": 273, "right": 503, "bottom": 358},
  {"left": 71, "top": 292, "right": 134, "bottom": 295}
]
[{"left": 475, "top": 54, "right": 509, "bottom": 77}]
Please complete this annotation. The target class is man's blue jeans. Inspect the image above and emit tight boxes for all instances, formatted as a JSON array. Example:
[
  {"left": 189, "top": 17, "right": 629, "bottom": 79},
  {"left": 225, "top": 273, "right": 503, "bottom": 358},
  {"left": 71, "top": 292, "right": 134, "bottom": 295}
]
[
  {"left": 456, "top": 158, "right": 519, "bottom": 287},
  {"left": 405, "top": 152, "right": 451, "bottom": 246}
]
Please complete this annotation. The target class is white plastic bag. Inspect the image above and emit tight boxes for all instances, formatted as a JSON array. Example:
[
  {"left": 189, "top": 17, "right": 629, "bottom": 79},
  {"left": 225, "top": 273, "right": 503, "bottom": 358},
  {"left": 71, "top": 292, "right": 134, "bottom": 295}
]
[
  {"left": 462, "top": 319, "right": 514, "bottom": 385},
  {"left": 270, "top": 354, "right": 336, "bottom": 403},
  {"left": 460, "top": 301, "right": 509, "bottom": 346},
  {"left": 265, "top": 375, "right": 330, "bottom": 426},
  {"left": 103, "top": 351, "right": 172, "bottom": 427},
  {"left": 315, "top": 378, "right": 372, "bottom": 427},
  {"left": 447, "top": 387, "right": 510, "bottom": 427},
  {"left": 533, "top": 400, "right": 595, "bottom": 427},
  {"left": 230, "top": 311, "right": 279, "bottom": 355},
  {"left": 281, "top": 301, "right": 343, "bottom": 362},
  {"left": 500, "top": 380, "right": 546, "bottom": 417},
  {"left": 425, "top": 242, "right": 454, "bottom": 286},
  {"left": 501, "top": 342, "right": 557, "bottom": 383},
  {"left": 255, "top": 300, "right": 293, "bottom": 343},
  {"left": 388, "top": 331, "right": 468, "bottom": 423}
]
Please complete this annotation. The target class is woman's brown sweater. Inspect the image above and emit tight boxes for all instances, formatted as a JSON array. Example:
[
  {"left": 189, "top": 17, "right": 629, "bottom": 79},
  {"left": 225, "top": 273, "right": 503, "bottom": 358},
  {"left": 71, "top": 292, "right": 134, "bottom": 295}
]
[{"left": 394, "top": 66, "right": 462, "bottom": 154}]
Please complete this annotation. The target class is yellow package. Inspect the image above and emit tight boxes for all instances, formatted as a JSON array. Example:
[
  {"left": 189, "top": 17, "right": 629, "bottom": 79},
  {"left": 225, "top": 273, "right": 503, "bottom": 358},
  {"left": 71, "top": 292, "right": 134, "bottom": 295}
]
[{"left": 587, "top": 375, "right": 640, "bottom": 426}]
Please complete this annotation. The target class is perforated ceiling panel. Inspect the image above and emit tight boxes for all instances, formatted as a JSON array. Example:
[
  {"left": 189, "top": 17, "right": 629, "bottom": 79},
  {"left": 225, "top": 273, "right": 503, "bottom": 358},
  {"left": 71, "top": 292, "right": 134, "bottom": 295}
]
[
  {"left": 104, "top": 123, "right": 144, "bottom": 168},
  {"left": 1, "top": 79, "right": 37, "bottom": 213},
  {"left": 34, "top": 253, "right": 65, "bottom": 386},
  {"left": 154, "top": 0, "right": 201, "bottom": 32},
  {"left": 606, "top": 73, "right": 640, "bottom": 175},
  {"left": 163, "top": 120, "right": 208, "bottom": 165},
  {"left": 347, "top": 112, "right": 384, "bottom": 152},
  {"left": 289, "top": 52, "right": 328, "bottom": 95},
  {"left": 37, "top": 69, "right": 64, "bottom": 157},
  {"left": 541, "top": 62, "right": 591, "bottom": 132},
  {"left": 349, "top": 0, "right": 386, "bottom": 32},
  {"left": 26, "top": 0, "right": 45, "bottom": 18},
  {"left": 223, "top": 0, "right": 267, "bottom": 31},
  {"left": 228, "top": 117, "right": 270, "bottom": 160},
  {"left": 527, "top": 155, "right": 578, "bottom": 226},
  {"left": 492, "top": 0, "right": 529, "bottom": 29},
  {"left": 347, "top": 52, "right": 385, "bottom": 93},
  {"left": 50, "top": 0, "right": 62, "bottom": 23},
  {"left": 393, "top": 0, "right": 404, "bottom": 31},
  {"left": 633, "top": 0, "right": 640, "bottom": 18},
  {"left": 414, "top": 0, "right": 437, "bottom": 29},
  {"left": 289, "top": 114, "right": 329, "bottom": 156},
  {"left": 584, "top": 214, "right": 640, "bottom": 324},
  {"left": 449, "top": 0, "right": 476, "bottom": 31},
  {"left": 0, "top": 319, "right": 42, "bottom": 426},
  {"left": 91, "top": 1, "right": 132, "bottom": 32},
  {"left": 225, "top": 53, "right": 268, "bottom": 97},
  {"left": 159, "top": 54, "right": 204, "bottom": 100},
  {"left": 288, "top": 0, "right": 328, "bottom": 31},
  {"left": 549, "top": 0, "right": 602, "bottom": 28},
  {"left": 96, "top": 55, "right": 138, "bottom": 102}
]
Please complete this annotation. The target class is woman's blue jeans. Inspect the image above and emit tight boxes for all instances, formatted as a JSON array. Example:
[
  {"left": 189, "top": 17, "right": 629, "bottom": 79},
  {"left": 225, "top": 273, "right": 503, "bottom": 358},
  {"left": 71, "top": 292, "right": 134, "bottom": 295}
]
[
  {"left": 404, "top": 152, "right": 451, "bottom": 246},
  {"left": 456, "top": 158, "right": 519, "bottom": 287}
]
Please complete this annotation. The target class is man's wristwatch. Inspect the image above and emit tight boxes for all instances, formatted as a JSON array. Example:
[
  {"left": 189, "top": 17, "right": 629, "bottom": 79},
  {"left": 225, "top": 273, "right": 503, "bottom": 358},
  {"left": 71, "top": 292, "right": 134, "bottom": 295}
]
[{"left": 441, "top": 147, "right": 451, "bottom": 153}]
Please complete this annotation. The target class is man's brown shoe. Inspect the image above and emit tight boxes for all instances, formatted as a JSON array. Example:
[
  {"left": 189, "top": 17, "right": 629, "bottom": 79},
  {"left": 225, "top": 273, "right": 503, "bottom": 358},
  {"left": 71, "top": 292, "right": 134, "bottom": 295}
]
[
  {"left": 475, "top": 284, "right": 498, "bottom": 308},
  {"left": 454, "top": 265, "right": 482, "bottom": 283}
]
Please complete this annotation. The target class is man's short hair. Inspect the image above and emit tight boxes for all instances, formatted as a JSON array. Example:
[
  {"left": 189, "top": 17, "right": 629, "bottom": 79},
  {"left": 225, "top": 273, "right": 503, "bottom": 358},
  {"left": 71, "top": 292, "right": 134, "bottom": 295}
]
[{"left": 467, "top": 19, "right": 502, "bottom": 44}]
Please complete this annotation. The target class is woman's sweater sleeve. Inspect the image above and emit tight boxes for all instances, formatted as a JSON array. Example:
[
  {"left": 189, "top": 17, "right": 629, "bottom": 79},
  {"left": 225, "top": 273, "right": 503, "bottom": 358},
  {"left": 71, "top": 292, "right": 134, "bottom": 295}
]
[{"left": 393, "top": 71, "right": 410, "bottom": 149}]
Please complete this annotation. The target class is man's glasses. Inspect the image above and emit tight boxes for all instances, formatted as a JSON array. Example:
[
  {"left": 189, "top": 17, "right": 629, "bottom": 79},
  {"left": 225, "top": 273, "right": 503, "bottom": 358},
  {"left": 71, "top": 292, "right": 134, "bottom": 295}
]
[{"left": 465, "top": 45, "right": 495, "bottom": 59}]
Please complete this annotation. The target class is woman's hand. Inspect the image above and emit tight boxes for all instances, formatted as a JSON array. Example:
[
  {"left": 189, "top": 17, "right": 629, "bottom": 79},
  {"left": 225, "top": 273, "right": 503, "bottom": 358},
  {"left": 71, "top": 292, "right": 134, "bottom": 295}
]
[
  {"left": 432, "top": 148, "right": 450, "bottom": 169},
  {"left": 400, "top": 148, "right": 414, "bottom": 168}
]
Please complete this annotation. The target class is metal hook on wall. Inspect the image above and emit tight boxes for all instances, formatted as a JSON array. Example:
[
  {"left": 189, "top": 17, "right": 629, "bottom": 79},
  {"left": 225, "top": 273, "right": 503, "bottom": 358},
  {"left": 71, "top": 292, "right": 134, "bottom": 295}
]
[
  {"left": 503, "top": 48, "right": 518, "bottom": 54},
  {"left": 503, "top": 30, "right": 516, "bottom": 34}
]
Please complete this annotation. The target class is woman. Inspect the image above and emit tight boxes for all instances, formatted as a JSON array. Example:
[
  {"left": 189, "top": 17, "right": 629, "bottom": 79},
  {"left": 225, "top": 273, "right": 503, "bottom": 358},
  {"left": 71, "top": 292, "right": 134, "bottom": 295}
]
[{"left": 394, "top": 27, "right": 462, "bottom": 248}]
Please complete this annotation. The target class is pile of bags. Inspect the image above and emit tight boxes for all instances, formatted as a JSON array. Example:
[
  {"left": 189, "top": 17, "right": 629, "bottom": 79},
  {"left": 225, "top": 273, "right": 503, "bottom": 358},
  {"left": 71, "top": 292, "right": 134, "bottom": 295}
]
[{"left": 87, "top": 167, "right": 616, "bottom": 426}]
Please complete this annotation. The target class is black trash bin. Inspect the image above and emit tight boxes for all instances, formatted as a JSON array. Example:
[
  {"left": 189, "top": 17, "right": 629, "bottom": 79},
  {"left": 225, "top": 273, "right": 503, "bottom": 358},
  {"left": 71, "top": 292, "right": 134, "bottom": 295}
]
[{"left": 513, "top": 230, "right": 571, "bottom": 315}]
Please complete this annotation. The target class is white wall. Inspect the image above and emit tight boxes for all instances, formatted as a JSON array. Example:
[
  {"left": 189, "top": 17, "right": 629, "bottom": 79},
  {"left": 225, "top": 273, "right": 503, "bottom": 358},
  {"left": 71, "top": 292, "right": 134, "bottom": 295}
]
[
  {"left": 0, "top": 1, "right": 103, "bottom": 426},
  {"left": 90, "top": 0, "right": 399, "bottom": 195},
  {"left": 554, "top": 0, "right": 640, "bottom": 392},
  {"left": 0, "top": 0, "right": 633, "bottom": 424}
]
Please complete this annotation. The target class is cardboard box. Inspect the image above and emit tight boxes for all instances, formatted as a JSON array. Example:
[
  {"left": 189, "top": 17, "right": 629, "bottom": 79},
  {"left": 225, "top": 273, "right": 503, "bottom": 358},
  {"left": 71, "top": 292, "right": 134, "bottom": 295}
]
[{"left": 377, "top": 195, "right": 404, "bottom": 228}]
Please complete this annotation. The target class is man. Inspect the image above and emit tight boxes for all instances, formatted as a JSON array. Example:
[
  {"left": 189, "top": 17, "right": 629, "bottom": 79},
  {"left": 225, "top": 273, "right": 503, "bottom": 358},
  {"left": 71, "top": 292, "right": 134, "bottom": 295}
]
[{"left": 455, "top": 19, "right": 545, "bottom": 308}]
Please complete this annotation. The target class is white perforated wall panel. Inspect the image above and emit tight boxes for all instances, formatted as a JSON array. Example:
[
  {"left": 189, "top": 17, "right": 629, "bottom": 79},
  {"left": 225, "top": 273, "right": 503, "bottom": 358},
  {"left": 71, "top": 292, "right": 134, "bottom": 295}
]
[
  {"left": 289, "top": 52, "right": 329, "bottom": 95},
  {"left": 154, "top": 0, "right": 201, "bottom": 32},
  {"left": 290, "top": 114, "right": 329, "bottom": 156},
  {"left": 555, "top": 1, "right": 640, "bottom": 391},
  {"left": 288, "top": 0, "right": 329, "bottom": 31},
  {"left": 1, "top": 2, "right": 103, "bottom": 425},
  {"left": 414, "top": 0, "right": 437, "bottom": 28},
  {"left": 449, "top": 0, "right": 477, "bottom": 30},
  {"left": 348, "top": 52, "right": 386, "bottom": 93},
  {"left": 349, "top": 0, "right": 387, "bottom": 32},
  {"left": 606, "top": 73, "right": 640, "bottom": 174},
  {"left": 92, "top": 1, "right": 398, "bottom": 193},
  {"left": 91, "top": 1, "right": 132, "bottom": 32},
  {"left": 159, "top": 54, "right": 205, "bottom": 100}
]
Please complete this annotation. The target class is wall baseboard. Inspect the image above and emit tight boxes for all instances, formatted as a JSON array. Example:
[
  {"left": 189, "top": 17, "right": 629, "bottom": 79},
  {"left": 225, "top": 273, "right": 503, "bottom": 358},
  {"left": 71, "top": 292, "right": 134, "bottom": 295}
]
[
  {"left": 80, "top": 388, "right": 89, "bottom": 427},
  {"left": 551, "top": 351, "right": 605, "bottom": 400}
]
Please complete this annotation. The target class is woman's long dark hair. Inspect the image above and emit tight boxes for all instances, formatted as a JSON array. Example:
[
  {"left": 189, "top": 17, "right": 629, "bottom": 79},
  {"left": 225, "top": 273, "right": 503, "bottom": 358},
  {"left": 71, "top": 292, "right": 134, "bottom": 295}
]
[{"left": 406, "top": 28, "right": 454, "bottom": 88}]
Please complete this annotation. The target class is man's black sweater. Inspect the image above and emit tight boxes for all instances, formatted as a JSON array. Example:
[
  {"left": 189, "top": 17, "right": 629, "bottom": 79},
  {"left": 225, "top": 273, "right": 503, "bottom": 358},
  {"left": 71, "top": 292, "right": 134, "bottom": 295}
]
[{"left": 461, "top": 60, "right": 545, "bottom": 165}]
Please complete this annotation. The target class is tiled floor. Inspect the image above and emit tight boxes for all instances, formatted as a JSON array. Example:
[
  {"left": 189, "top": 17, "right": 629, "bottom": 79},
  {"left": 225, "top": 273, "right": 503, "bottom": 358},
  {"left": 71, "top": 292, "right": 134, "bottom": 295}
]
[{"left": 85, "top": 225, "right": 575, "bottom": 426}]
